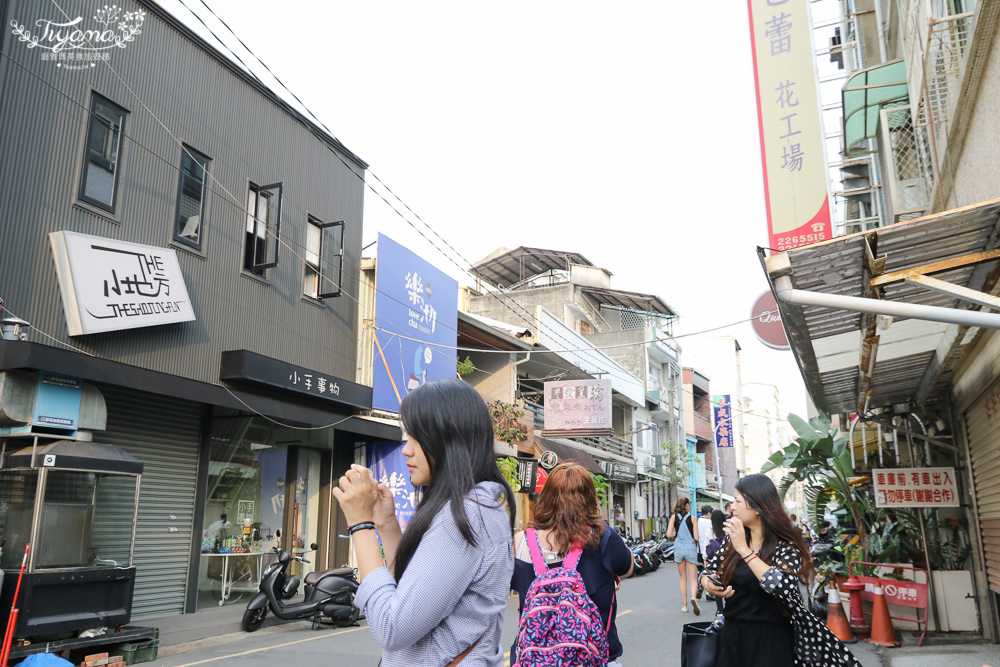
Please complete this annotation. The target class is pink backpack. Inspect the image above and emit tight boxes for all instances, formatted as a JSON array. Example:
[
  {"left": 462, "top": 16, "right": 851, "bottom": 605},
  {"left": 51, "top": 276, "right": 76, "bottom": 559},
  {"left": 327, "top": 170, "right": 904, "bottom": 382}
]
[{"left": 512, "top": 529, "right": 610, "bottom": 667}]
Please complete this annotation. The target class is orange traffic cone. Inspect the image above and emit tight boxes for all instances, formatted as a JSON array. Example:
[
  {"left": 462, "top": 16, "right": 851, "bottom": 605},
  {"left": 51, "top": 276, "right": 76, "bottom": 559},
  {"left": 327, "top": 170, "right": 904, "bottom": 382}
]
[
  {"left": 826, "top": 585, "right": 856, "bottom": 643},
  {"left": 868, "top": 584, "right": 900, "bottom": 647}
]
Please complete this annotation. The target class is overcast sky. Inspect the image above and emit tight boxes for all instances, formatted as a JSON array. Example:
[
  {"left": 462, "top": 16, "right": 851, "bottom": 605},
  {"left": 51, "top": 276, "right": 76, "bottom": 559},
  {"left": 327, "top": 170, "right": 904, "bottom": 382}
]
[{"left": 161, "top": 0, "right": 811, "bottom": 419}]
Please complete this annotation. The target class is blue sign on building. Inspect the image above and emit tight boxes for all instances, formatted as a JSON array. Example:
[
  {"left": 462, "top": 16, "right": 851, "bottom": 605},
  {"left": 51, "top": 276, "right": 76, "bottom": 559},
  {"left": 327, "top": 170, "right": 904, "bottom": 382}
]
[{"left": 371, "top": 233, "right": 458, "bottom": 412}]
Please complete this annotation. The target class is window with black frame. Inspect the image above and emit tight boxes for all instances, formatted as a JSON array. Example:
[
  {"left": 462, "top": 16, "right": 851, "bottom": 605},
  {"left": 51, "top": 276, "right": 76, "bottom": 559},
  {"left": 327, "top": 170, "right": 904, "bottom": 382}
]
[
  {"left": 303, "top": 216, "right": 344, "bottom": 299},
  {"left": 244, "top": 182, "right": 281, "bottom": 276},
  {"left": 174, "top": 146, "right": 211, "bottom": 249},
  {"left": 79, "top": 94, "right": 128, "bottom": 212}
]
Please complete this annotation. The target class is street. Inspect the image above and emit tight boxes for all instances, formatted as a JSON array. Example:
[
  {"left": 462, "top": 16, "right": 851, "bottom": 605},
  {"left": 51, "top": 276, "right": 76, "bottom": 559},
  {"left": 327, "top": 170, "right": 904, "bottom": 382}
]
[{"left": 148, "top": 564, "right": 883, "bottom": 667}]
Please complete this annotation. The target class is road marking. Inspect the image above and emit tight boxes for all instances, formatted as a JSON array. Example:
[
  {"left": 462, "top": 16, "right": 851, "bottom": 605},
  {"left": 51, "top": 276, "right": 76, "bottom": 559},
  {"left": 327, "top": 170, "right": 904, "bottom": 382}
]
[
  {"left": 619, "top": 609, "right": 633, "bottom": 615},
  {"left": 169, "top": 626, "right": 366, "bottom": 667}
]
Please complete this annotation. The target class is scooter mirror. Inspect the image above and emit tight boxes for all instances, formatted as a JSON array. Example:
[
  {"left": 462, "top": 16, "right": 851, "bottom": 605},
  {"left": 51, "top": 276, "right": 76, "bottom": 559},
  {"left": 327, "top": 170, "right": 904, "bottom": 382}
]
[
  {"left": 310, "top": 543, "right": 319, "bottom": 551},
  {"left": 276, "top": 529, "right": 281, "bottom": 538}
]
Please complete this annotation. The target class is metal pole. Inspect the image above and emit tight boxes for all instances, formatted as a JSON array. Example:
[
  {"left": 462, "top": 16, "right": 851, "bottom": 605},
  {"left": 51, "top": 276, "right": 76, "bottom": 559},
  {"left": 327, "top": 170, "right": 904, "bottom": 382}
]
[{"left": 917, "top": 510, "right": 940, "bottom": 635}]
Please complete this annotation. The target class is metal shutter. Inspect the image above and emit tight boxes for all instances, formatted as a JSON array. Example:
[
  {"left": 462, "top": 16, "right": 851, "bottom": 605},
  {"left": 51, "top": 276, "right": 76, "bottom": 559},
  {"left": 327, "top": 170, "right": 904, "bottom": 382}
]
[
  {"left": 99, "top": 385, "right": 201, "bottom": 618},
  {"left": 965, "top": 380, "right": 1000, "bottom": 593}
]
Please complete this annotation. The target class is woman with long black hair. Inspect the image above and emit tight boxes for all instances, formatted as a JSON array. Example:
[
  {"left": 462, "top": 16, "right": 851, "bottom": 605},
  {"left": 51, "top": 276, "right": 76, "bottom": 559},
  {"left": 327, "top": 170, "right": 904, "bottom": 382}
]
[
  {"left": 333, "top": 379, "right": 516, "bottom": 666},
  {"left": 699, "top": 474, "right": 861, "bottom": 667}
]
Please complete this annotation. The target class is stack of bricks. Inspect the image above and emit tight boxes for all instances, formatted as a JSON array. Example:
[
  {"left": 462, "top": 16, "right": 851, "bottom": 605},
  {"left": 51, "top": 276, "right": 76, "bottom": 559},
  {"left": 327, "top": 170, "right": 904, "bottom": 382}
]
[{"left": 81, "top": 652, "right": 125, "bottom": 667}]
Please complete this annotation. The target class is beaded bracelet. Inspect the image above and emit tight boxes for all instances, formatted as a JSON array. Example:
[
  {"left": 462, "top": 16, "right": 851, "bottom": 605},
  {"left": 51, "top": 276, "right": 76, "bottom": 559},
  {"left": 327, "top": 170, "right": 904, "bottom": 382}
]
[{"left": 348, "top": 521, "right": 376, "bottom": 535}]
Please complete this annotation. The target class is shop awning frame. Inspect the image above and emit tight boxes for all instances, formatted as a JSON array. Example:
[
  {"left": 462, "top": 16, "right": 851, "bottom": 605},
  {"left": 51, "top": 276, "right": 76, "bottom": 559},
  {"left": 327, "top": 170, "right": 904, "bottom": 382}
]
[{"left": 761, "top": 198, "right": 1000, "bottom": 416}]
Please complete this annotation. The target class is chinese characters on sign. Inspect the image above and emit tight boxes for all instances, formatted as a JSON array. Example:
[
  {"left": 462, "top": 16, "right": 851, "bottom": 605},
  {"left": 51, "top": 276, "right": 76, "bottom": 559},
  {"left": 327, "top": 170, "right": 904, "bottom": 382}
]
[
  {"left": 748, "top": 0, "right": 831, "bottom": 251},
  {"left": 542, "top": 379, "right": 613, "bottom": 434},
  {"left": 873, "top": 467, "right": 960, "bottom": 508},
  {"left": 368, "top": 441, "right": 417, "bottom": 528},
  {"left": 712, "top": 394, "right": 734, "bottom": 448},
  {"left": 49, "top": 231, "right": 196, "bottom": 336}
]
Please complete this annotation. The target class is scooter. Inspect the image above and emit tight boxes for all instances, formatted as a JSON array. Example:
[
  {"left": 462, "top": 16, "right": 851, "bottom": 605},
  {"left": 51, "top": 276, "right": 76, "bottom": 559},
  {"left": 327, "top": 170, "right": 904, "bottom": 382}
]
[{"left": 242, "top": 532, "right": 359, "bottom": 632}]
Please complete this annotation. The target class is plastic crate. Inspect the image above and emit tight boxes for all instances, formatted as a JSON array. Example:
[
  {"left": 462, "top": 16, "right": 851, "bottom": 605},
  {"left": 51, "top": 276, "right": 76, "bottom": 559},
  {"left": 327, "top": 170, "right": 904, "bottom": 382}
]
[{"left": 116, "top": 639, "right": 159, "bottom": 665}]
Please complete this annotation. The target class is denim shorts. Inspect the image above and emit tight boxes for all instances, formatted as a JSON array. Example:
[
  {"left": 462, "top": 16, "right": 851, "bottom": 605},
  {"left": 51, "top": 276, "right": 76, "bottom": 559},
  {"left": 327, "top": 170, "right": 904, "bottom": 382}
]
[{"left": 674, "top": 539, "right": 698, "bottom": 564}]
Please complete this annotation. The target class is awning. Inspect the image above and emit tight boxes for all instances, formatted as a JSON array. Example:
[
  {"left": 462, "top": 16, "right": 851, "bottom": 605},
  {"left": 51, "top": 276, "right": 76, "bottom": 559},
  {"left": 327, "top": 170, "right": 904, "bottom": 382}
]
[
  {"left": 2, "top": 440, "right": 143, "bottom": 475},
  {"left": 843, "top": 59, "right": 909, "bottom": 155},
  {"left": 761, "top": 198, "right": 1000, "bottom": 416},
  {"left": 697, "top": 489, "right": 735, "bottom": 504},
  {"left": 532, "top": 436, "right": 604, "bottom": 476}
]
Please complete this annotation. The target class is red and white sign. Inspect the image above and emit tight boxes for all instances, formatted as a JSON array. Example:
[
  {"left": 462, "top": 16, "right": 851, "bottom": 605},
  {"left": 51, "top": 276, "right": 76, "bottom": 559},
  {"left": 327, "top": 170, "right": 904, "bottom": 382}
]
[
  {"left": 873, "top": 467, "right": 960, "bottom": 508},
  {"left": 751, "top": 290, "right": 790, "bottom": 350}
]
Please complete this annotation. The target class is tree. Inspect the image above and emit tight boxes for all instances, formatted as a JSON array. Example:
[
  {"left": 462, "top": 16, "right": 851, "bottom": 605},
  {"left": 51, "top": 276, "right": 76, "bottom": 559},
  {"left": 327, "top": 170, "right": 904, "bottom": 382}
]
[{"left": 761, "top": 413, "right": 870, "bottom": 559}]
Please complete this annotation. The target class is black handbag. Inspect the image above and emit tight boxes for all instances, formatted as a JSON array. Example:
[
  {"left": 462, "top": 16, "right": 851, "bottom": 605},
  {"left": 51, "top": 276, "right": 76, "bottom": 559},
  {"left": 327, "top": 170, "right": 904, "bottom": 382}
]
[{"left": 681, "top": 620, "right": 722, "bottom": 667}]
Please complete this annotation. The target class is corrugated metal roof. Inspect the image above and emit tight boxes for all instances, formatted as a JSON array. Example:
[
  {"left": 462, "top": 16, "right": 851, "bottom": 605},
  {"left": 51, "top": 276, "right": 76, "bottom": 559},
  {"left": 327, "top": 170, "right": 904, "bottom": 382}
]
[
  {"left": 472, "top": 247, "right": 593, "bottom": 288},
  {"left": 764, "top": 199, "right": 1000, "bottom": 415}
]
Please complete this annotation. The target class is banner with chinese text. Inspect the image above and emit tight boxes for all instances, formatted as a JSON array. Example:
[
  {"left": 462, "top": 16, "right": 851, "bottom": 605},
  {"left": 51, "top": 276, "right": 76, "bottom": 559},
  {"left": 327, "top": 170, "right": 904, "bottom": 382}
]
[
  {"left": 873, "top": 467, "right": 960, "bottom": 508},
  {"left": 542, "top": 379, "right": 612, "bottom": 434},
  {"left": 713, "top": 394, "right": 734, "bottom": 448},
  {"left": 747, "top": 0, "right": 831, "bottom": 251},
  {"left": 367, "top": 441, "right": 417, "bottom": 528},
  {"left": 372, "top": 234, "right": 458, "bottom": 412}
]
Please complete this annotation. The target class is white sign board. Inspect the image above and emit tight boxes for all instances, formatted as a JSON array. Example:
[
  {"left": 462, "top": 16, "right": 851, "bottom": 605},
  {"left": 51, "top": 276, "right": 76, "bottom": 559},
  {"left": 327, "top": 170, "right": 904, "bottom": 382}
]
[
  {"left": 50, "top": 231, "right": 196, "bottom": 336},
  {"left": 873, "top": 467, "right": 960, "bottom": 508}
]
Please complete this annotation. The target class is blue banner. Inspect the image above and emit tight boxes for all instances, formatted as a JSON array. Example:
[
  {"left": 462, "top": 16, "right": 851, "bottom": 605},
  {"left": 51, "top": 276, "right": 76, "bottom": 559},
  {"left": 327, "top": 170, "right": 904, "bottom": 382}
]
[
  {"left": 712, "top": 394, "right": 734, "bottom": 448},
  {"left": 367, "top": 441, "right": 417, "bottom": 529},
  {"left": 372, "top": 234, "right": 458, "bottom": 412}
]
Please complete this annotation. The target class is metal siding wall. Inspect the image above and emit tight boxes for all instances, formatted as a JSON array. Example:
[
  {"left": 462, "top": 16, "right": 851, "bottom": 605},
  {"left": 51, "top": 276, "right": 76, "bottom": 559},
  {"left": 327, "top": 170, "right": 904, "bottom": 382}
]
[
  {"left": 965, "top": 383, "right": 1000, "bottom": 593},
  {"left": 0, "top": 0, "right": 363, "bottom": 388},
  {"left": 98, "top": 384, "right": 201, "bottom": 619}
]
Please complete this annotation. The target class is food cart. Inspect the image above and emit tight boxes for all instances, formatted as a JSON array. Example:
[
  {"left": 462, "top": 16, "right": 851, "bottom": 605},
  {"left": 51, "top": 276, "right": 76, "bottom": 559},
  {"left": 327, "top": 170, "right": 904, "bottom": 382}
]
[{"left": 0, "top": 438, "right": 151, "bottom": 655}]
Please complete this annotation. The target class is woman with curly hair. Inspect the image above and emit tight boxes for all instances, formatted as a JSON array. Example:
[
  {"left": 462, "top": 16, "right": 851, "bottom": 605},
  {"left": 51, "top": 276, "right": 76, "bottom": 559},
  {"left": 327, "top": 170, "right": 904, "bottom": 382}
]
[
  {"left": 700, "top": 474, "right": 861, "bottom": 667},
  {"left": 510, "top": 462, "right": 633, "bottom": 667}
]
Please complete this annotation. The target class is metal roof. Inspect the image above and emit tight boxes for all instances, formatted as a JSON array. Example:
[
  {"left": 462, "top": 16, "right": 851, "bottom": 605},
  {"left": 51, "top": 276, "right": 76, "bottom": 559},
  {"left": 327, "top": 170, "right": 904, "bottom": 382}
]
[
  {"left": 762, "top": 198, "right": 1000, "bottom": 415},
  {"left": 577, "top": 286, "right": 678, "bottom": 318},
  {"left": 472, "top": 247, "right": 593, "bottom": 288}
]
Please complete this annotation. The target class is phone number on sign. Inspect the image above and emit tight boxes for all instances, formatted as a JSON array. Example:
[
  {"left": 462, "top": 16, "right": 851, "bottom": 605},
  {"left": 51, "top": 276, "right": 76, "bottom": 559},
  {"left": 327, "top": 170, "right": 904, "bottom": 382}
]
[{"left": 776, "top": 233, "right": 827, "bottom": 250}]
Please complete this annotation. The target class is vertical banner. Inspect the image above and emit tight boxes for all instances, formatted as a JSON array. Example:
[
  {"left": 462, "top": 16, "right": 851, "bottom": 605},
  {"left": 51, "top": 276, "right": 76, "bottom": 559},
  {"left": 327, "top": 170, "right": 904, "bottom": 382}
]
[
  {"left": 367, "top": 441, "right": 417, "bottom": 528},
  {"left": 747, "top": 0, "right": 831, "bottom": 251},
  {"left": 258, "top": 448, "right": 287, "bottom": 550},
  {"left": 713, "top": 395, "right": 734, "bottom": 448},
  {"left": 372, "top": 234, "right": 458, "bottom": 412},
  {"left": 694, "top": 453, "right": 708, "bottom": 488}
]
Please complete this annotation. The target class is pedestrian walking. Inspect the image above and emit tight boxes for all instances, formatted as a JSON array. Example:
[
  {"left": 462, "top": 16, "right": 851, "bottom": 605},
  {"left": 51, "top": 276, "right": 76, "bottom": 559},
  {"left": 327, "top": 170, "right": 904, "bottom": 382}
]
[
  {"left": 697, "top": 505, "right": 714, "bottom": 564},
  {"left": 706, "top": 509, "right": 726, "bottom": 615},
  {"left": 510, "top": 462, "right": 633, "bottom": 667},
  {"left": 333, "top": 378, "right": 516, "bottom": 667},
  {"left": 699, "top": 474, "right": 862, "bottom": 667},
  {"left": 667, "top": 497, "right": 700, "bottom": 615}
]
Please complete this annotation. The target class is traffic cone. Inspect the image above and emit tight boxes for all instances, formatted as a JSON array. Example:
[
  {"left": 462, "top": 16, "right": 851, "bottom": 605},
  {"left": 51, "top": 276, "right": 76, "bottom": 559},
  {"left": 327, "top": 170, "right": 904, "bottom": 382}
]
[
  {"left": 826, "top": 585, "right": 856, "bottom": 643},
  {"left": 868, "top": 584, "right": 900, "bottom": 647}
]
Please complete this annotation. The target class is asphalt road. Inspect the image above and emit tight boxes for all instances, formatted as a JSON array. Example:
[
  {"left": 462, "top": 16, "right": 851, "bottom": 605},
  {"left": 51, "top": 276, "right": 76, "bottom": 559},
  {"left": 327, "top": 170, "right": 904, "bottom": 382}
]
[{"left": 150, "top": 562, "right": 881, "bottom": 666}]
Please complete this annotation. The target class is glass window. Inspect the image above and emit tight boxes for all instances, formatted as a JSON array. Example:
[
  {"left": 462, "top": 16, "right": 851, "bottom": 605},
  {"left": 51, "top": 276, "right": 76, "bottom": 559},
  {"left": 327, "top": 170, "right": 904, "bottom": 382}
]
[
  {"left": 79, "top": 94, "right": 127, "bottom": 212},
  {"left": 244, "top": 182, "right": 281, "bottom": 275},
  {"left": 303, "top": 217, "right": 344, "bottom": 299},
  {"left": 174, "top": 146, "right": 211, "bottom": 249}
]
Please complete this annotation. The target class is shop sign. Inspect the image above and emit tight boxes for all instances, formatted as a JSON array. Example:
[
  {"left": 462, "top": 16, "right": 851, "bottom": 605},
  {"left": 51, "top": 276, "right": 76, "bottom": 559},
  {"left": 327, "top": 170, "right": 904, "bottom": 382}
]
[
  {"left": 513, "top": 457, "right": 538, "bottom": 494},
  {"left": 751, "top": 290, "right": 790, "bottom": 350},
  {"left": 34, "top": 373, "right": 82, "bottom": 431},
  {"left": 49, "top": 231, "right": 196, "bottom": 336},
  {"left": 712, "top": 394, "right": 734, "bottom": 448},
  {"left": 873, "top": 467, "right": 960, "bottom": 508},
  {"left": 368, "top": 441, "right": 417, "bottom": 528},
  {"left": 371, "top": 234, "right": 458, "bottom": 412},
  {"left": 747, "top": 0, "right": 831, "bottom": 251},
  {"left": 694, "top": 453, "right": 707, "bottom": 488},
  {"left": 598, "top": 460, "right": 638, "bottom": 483},
  {"left": 220, "top": 350, "right": 371, "bottom": 410},
  {"left": 543, "top": 379, "right": 612, "bottom": 433}
]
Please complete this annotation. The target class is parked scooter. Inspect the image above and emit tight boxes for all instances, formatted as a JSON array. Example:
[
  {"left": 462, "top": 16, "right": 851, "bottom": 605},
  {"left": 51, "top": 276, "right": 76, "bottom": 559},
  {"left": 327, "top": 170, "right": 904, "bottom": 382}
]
[{"left": 242, "top": 532, "right": 359, "bottom": 632}]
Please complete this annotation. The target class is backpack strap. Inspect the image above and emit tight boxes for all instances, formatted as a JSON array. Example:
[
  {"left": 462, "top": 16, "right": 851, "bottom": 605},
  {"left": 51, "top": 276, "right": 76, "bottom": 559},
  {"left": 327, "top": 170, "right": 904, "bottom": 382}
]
[
  {"left": 526, "top": 528, "right": 549, "bottom": 577},
  {"left": 563, "top": 542, "right": 584, "bottom": 571}
]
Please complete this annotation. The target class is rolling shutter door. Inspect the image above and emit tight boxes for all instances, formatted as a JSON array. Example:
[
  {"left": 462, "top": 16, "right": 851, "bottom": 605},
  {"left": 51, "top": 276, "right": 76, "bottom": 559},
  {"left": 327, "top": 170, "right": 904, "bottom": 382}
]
[
  {"left": 99, "top": 385, "right": 202, "bottom": 618},
  {"left": 965, "top": 379, "right": 1000, "bottom": 593}
]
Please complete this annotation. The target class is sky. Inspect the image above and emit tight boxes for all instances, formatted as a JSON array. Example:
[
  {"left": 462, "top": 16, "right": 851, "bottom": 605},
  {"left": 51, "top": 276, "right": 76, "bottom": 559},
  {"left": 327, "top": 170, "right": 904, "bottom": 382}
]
[{"left": 159, "top": 0, "right": 811, "bottom": 419}]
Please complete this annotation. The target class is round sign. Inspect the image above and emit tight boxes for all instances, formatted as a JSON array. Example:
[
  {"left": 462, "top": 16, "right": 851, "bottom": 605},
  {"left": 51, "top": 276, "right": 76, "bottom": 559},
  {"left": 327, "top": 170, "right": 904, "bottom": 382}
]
[
  {"left": 534, "top": 466, "right": 549, "bottom": 494},
  {"left": 539, "top": 450, "right": 559, "bottom": 470},
  {"left": 751, "top": 290, "right": 790, "bottom": 350}
]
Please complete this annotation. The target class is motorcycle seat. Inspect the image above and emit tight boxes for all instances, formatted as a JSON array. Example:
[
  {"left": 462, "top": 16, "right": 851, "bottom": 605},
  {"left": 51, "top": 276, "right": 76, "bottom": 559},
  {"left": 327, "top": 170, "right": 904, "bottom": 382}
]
[{"left": 304, "top": 567, "right": 355, "bottom": 585}]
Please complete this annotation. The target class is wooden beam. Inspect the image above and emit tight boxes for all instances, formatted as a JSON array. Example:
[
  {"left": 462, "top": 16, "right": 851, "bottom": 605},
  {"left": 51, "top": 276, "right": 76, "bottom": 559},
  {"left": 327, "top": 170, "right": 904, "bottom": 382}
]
[{"left": 870, "top": 247, "right": 1000, "bottom": 287}]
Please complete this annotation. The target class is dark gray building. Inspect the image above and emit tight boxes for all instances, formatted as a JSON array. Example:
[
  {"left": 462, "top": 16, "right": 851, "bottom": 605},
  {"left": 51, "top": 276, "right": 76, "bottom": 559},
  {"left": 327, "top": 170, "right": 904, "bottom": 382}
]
[{"left": 0, "top": 0, "right": 397, "bottom": 622}]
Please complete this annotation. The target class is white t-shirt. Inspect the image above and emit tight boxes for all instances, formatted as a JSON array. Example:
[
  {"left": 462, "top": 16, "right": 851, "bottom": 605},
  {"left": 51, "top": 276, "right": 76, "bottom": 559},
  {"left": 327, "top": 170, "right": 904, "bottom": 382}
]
[{"left": 697, "top": 515, "right": 713, "bottom": 556}]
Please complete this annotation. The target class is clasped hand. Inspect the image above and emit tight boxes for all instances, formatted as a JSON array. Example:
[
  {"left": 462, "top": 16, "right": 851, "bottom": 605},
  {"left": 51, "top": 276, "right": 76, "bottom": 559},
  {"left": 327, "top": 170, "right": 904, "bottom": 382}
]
[{"left": 332, "top": 463, "right": 397, "bottom": 529}]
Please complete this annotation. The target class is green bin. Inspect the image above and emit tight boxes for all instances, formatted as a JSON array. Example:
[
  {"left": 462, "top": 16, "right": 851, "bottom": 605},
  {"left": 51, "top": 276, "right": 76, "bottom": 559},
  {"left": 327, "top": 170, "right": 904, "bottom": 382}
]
[{"left": 116, "top": 638, "right": 159, "bottom": 665}]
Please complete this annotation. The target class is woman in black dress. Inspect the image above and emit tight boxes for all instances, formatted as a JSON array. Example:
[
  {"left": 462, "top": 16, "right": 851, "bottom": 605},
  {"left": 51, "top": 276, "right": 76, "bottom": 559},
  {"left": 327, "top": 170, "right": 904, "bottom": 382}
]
[{"left": 700, "top": 474, "right": 861, "bottom": 667}]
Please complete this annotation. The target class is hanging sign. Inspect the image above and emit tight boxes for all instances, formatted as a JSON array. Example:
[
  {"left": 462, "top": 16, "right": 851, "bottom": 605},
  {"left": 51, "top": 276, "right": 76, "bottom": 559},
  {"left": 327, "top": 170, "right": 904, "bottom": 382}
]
[{"left": 873, "top": 467, "right": 960, "bottom": 507}]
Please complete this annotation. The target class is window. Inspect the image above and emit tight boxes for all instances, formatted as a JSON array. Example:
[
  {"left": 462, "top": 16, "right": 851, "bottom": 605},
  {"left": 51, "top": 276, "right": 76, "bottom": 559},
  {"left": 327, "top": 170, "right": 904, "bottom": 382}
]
[
  {"left": 79, "top": 94, "right": 128, "bottom": 212},
  {"left": 244, "top": 182, "right": 282, "bottom": 275},
  {"left": 174, "top": 146, "right": 211, "bottom": 249},
  {"left": 303, "top": 216, "right": 344, "bottom": 298}
]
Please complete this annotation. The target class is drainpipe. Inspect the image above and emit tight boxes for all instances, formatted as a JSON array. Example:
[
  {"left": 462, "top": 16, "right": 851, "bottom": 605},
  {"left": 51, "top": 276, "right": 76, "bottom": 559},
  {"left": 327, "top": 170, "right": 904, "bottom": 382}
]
[{"left": 773, "top": 276, "right": 1000, "bottom": 329}]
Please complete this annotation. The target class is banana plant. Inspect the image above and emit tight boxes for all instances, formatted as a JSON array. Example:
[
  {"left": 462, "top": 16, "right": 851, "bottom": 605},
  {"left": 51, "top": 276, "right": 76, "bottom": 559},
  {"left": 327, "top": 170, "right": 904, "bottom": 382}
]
[{"left": 761, "top": 413, "right": 870, "bottom": 559}]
